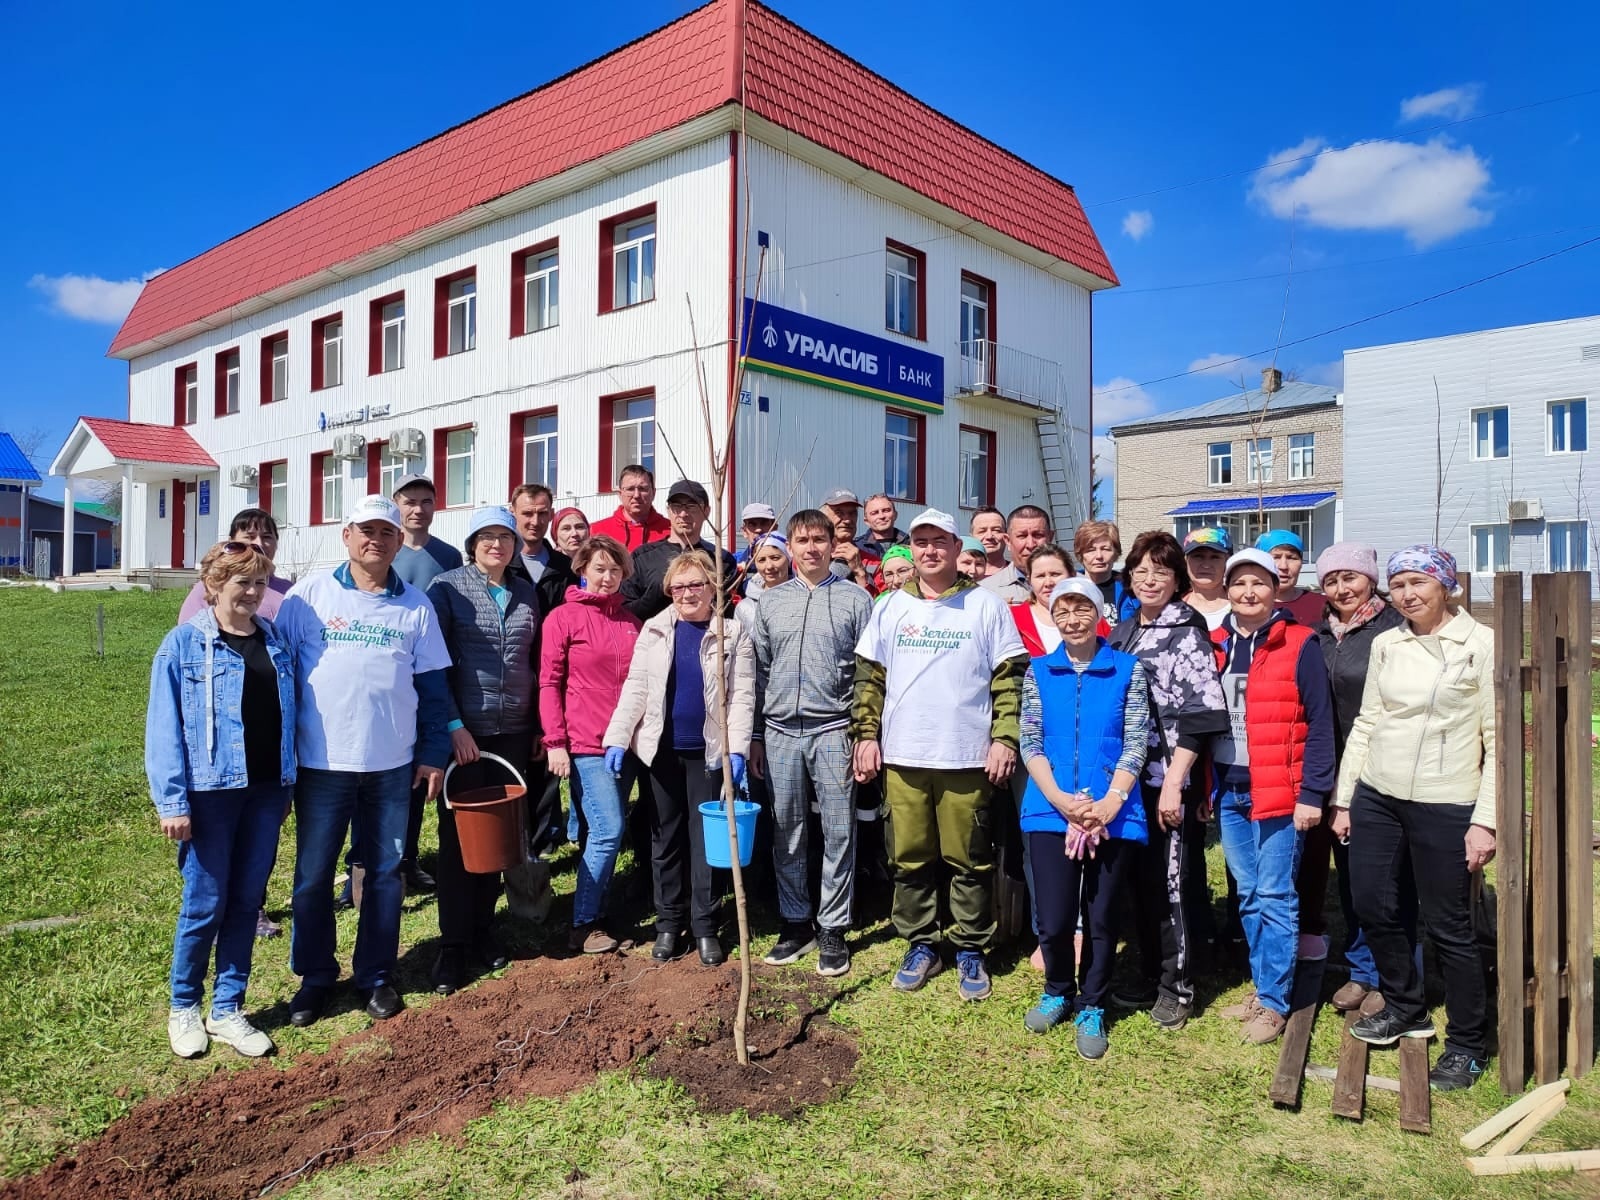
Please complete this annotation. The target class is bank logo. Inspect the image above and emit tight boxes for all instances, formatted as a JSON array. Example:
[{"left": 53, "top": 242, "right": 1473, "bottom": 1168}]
[{"left": 762, "top": 320, "right": 778, "bottom": 349}]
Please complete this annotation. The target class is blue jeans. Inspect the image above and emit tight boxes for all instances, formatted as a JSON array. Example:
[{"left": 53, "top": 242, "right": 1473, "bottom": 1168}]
[
  {"left": 170, "top": 782, "right": 290, "bottom": 1014},
  {"left": 291, "top": 765, "right": 412, "bottom": 990},
  {"left": 572, "top": 755, "right": 625, "bottom": 927},
  {"left": 1218, "top": 789, "right": 1303, "bottom": 1016}
]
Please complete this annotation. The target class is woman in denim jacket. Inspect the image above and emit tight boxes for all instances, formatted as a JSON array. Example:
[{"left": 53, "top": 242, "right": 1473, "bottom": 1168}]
[{"left": 146, "top": 542, "right": 297, "bottom": 1060}]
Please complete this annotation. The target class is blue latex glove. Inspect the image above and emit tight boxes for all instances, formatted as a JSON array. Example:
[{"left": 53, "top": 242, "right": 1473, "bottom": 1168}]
[
  {"left": 727, "top": 753, "right": 747, "bottom": 789},
  {"left": 603, "top": 746, "right": 626, "bottom": 776}
]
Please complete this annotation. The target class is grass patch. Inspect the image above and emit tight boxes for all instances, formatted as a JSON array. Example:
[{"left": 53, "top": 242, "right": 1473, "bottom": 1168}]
[{"left": 3, "top": 588, "right": 1600, "bottom": 1198}]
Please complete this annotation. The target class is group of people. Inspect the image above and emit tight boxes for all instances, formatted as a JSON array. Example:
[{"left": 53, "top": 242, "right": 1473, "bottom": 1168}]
[{"left": 146, "top": 466, "right": 1497, "bottom": 1094}]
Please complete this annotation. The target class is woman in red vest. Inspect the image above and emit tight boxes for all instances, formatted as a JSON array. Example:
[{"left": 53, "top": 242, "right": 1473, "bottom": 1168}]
[{"left": 1212, "top": 548, "right": 1336, "bottom": 1045}]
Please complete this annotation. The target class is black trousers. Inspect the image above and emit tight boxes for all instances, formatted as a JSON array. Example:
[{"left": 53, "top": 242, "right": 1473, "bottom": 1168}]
[
  {"left": 648, "top": 751, "right": 724, "bottom": 938},
  {"left": 434, "top": 734, "right": 530, "bottom": 948},
  {"left": 1030, "top": 832, "right": 1132, "bottom": 1010},
  {"left": 1130, "top": 785, "right": 1195, "bottom": 1005},
  {"left": 1348, "top": 781, "right": 1488, "bottom": 1059}
]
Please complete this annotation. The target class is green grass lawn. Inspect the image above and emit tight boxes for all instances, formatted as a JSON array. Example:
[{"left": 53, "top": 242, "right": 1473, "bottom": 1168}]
[{"left": 3, "top": 587, "right": 1600, "bottom": 1198}]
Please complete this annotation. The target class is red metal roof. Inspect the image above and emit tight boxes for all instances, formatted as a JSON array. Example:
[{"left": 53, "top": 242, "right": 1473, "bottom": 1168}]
[
  {"left": 110, "top": 0, "right": 1113, "bottom": 357},
  {"left": 81, "top": 418, "right": 218, "bottom": 467}
]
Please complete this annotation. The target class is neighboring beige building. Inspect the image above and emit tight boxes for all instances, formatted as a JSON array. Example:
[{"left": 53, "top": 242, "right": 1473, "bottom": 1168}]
[{"left": 1110, "top": 371, "right": 1343, "bottom": 562}]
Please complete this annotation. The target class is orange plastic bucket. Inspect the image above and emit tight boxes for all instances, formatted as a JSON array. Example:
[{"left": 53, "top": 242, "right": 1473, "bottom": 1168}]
[{"left": 443, "top": 752, "right": 530, "bottom": 875}]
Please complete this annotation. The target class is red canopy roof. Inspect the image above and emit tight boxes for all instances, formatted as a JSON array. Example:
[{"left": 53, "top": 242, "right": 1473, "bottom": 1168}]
[
  {"left": 111, "top": 0, "right": 1113, "bottom": 357},
  {"left": 81, "top": 418, "right": 217, "bottom": 467}
]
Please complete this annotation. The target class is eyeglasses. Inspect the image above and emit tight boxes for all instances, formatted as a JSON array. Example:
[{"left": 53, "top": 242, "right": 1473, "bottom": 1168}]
[
  {"left": 668, "top": 581, "right": 709, "bottom": 596},
  {"left": 1130, "top": 567, "right": 1176, "bottom": 582}
]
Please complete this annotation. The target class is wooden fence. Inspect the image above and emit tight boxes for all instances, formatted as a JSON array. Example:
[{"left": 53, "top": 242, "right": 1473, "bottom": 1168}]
[{"left": 1493, "top": 571, "right": 1595, "bottom": 1095}]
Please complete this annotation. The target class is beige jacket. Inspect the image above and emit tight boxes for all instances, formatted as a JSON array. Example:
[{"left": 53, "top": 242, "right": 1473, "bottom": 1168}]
[
  {"left": 1335, "top": 608, "right": 1497, "bottom": 828},
  {"left": 602, "top": 606, "right": 755, "bottom": 767}
]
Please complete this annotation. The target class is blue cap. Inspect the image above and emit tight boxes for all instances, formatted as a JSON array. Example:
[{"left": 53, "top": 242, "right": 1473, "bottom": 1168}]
[
  {"left": 1255, "top": 529, "right": 1305, "bottom": 556},
  {"left": 467, "top": 505, "right": 517, "bottom": 539}
]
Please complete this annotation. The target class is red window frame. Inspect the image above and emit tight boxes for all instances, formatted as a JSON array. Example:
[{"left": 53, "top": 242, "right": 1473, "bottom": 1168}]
[
  {"left": 508, "top": 406, "right": 558, "bottom": 496},
  {"left": 598, "top": 203, "right": 656, "bottom": 314},
  {"left": 213, "top": 347, "right": 240, "bottom": 418},
  {"left": 960, "top": 270, "right": 997, "bottom": 388},
  {"left": 258, "top": 458, "right": 287, "bottom": 520},
  {"left": 596, "top": 387, "right": 654, "bottom": 493},
  {"left": 309, "top": 450, "right": 335, "bottom": 525},
  {"left": 958, "top": 423, "right": 998, "bottom": 510},
  {"left": 365, "top": 439, "right": 388, "bottom": 492},
  {"left": 173, "top": 362, "right": 197, "bottom": 426},
  {"left": 885, "top": 408, "right": 927, "bottom": 504},
  {"left": 432, "top": 422, "right": 474, "bottom": 509},
  {"left": 259, "top": 332, "right": 287, "bottom": 405},
  {"left": 368, "top": 291, "right": 404, "bottom": 375},
  {"left": 510, "top": 238, "right": 558, "bottom": 337},
  {"left": 886, "top": 239, "right": 928, "bottom": 342},
  {"left": 433, "top": 268, "right": 476, "bottom": 359},
  {"left": 310, "top": 313, "right": 342, "bottom": 391}
]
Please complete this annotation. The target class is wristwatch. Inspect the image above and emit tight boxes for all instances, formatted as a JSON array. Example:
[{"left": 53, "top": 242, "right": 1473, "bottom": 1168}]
[{"left": 1106, "top": 786, "right": 1130, "bottom": 804}]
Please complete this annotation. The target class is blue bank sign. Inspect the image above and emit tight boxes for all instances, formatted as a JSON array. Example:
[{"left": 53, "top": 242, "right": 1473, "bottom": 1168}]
[{"left": 740, "top": 298, "right": 944, "bottom": 414}]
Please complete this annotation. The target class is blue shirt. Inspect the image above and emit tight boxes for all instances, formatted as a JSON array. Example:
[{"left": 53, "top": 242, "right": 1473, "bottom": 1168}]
[
  {"left": 393, "top": 538, "right": 463, "bottom": 591},
  {"left": 668, "top": 619, "right": 709, "bottom": 753}
]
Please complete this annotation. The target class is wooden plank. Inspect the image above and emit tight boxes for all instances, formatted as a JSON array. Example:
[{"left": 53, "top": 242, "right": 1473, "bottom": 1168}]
[
  {"left": 1305, "top": 1063, "right": 1400, "bottom": 1094},
  {"left": 1461, "top": 1077, "right": 1572, "bottom": 1149},
  {"left": 1559, "top": 573, "right": 1594, "bottom": 1079},
  {"left": 1531, "top": 573, "right": 1563, "bottom": 1085},
  {"left": 1269, "top": 958, "right": 1324, "bottom": 1108},
  {"left": 1466, "top": 1149, "right": 1600, "bottom": 1177},
  {"left": 1398, "top": 1038, "right": 1432, "bottom": 1134},
  {"left": 1493, "top": 572, "right": 1527, "bottom": 1095},
  {"left": 1484, "top": 1092, "right": 1567, "bottom": 1157},
  {"left": 1331, "top": 1009, "right": 1368, "bottom": 1120}
]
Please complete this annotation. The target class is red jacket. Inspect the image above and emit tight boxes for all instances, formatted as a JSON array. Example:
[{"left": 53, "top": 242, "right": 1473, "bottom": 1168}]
[
  {"left": 537, "top": 586, "right": 642, "bottom": 755},
  {"left": 591, "top": 506, "right": 670, "bottom": 552},
  {"left": 1240, "top": 620, "right": 1315, "bottom": 821}
]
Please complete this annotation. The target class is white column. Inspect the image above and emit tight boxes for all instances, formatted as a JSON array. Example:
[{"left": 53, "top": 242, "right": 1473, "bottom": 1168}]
[
  {"left": 61, "top": 477, "right": 76, "bottom": 578},
  {"left": 120, "top": 467, "right": 133, "bottom": 571}
]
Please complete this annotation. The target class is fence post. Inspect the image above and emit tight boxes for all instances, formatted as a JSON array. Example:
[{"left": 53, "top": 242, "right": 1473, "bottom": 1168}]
[
  {"left": 1494, "top": 572, "right": 1527, "bottom": 1094},
  {"left": 1559, "top": 573, "right": 1594, "bottom": 1079},
  {"left": 1530, "top": 574, "right": 1563, "bottom": 1085}
]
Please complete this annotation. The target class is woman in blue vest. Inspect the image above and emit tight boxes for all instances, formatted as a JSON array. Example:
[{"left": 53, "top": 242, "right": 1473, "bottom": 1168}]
[{"left": 1018, "top": 578, "right": 1151, "bottom": 1060}]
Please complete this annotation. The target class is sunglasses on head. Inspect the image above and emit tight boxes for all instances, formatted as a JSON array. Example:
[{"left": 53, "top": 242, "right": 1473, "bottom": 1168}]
[{"left": 222, "top": 541, "right": 256, "bottom": 554}]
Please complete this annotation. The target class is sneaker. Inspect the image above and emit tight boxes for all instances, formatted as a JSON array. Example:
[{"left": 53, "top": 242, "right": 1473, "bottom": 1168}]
[
  {"left": 955, "top": 951, "right": 991, "bottom": 1002},
  {"left": 168, "top": 1007, "right": 208, "bottom": 1058},
  {"left": 763, "top": 923, "right": 818, "bottom": 966},
  {"left": 1242, "top": 1006, "right": 1287, "bottom": 1044},
  {"left": 254, "top": 910, "right": 282, "bottom": 940},
  {"left": 1149, "top": 993, "right": 1190, "bottom": 1030},
  {"left": 1429, "top": 1050, "right": 1485, "bottom": 1092},
  {"left": 892, "top": 943, "right": 943, "bottom": 992},
  {"left": 1351, "top": 1008, "right": 1435, "bottom": 1046},
  {"left": 206, "top": 1011, "right": 274, "bottom": 1057},
  {"left": 1024, "top": 993, "right": 1068, "bottom": 1034},
  {"left": 1074, "top": 1007, "right": 1109, "bottom": 1059},
  {"left": 1330, "top": 980, "right": 1371, "bottom": 1012},
  {"left": 816, "top": 928, "right": 850, "bottom": 977},
  {"left": 1110, "top": 983, "right": 1157, "bottom": 1010}
]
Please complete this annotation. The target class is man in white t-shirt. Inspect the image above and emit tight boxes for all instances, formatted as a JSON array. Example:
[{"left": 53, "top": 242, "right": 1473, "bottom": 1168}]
[
  {"left": 275, "top": 495, "right": 453, "bottom": 1027},
  {"left": 851, "top": 508, "right": 1028, "bottom": 1003}
]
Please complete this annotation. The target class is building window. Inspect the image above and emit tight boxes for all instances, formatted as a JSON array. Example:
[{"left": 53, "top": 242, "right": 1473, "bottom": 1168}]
[
  {"left": 434, "top": 270, "right": 477, "bottom": 357},
  {"left": 433, "top": 426, "right": 475, "bottom": 508},
  {"left": 311, "top": 451, "right": 343, "bottom": 525},
  {"left": 603, "top": 394, "right": 655, "bottom": 489},
  {"left": 958, "top": 425, "right": 994, "bottom": 509},
  {"left": 260, "top": 460, "right": 288, "bottom": 522},
  {"left": 261, "top": 334, "right": 288, "bottom": 404},
  {"left": 1246, "top": 438, "right": 1274, "bottom": 483},
  {"left": 1240, "top": 510, "right": 1269, "bottom": 546},
  {"left": 885, "top": 241, "right": 924, "bottom": 339},
  {"left": 369, "top": 293, "right": 405, "bottom": 374},
  {"left": 1288, "top": 432, "right": 1315, "bottom": 479},
  {"left": 1548, "top": 521, "right": 1590, "bottom": 572},
  {"left": 175, "top": 363, "right": 198, "bottom": 426},
  {"left": 1471, "top": 406, "right": 1508, "bottom": 460},
  {"left": 1470, "top": 523, "right": 1511, "bottom": 574},
  {"left": 515, "top": 242, "right": 560, "bottom": 334},
  {"left": 1207, "top": 442, "right": 1232, "bottom": 486},
  {"left": 1549, "top": 398, "right": 1588, "bottom": 454},
  {"left": 372, "top": 441, "right": 423, "bottom": 498},
  {"left": 520, "top": 411, "right": 559, "bottom": 493},
  {"left": 1286, "top": 508, "right": 1312, "bottom": 547},
  {"left": 214, "top": 349, "right": 240, "bottom": 417},
  {"left": 885, "top": 409, "right": 923, "bottom": 502},
  {"left": 312, "top": 314, "right": 343, "bottom": 390}
]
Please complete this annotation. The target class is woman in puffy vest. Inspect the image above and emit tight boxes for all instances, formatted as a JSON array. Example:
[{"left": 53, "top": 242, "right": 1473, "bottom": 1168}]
[
  {"left": 1018, "top": 578, "right": 1151, "bottom": 1061},
  {"left": 1212, "top": 548, "right": 1336, "bottom": 1046}
]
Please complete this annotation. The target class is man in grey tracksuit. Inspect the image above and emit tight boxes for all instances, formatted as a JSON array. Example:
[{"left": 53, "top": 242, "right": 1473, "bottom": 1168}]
[{"left": 750, "top": 508, "right": 872, "bottom": 977}]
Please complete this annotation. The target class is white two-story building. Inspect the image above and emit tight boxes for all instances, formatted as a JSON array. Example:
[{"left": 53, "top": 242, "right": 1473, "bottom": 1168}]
[{"left": 52, "top": 0, "right": 1115, "bottom": 577}]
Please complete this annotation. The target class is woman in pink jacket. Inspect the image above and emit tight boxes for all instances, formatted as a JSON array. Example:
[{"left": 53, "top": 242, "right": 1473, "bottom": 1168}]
[{"left": 539, "top": 535, "right": 642, "bottom": 954}]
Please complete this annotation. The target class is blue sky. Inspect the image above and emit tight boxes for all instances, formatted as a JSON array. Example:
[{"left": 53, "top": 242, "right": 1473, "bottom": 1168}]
[{"left": 5, "top": 0, "right": 1598, "bottom": 498}]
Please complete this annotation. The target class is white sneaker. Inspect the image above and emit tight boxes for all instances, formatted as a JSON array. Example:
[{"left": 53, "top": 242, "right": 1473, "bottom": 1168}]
[
  {"left": 205, "top": 1011, "right": 274, "bottom": 1057},
  {"left": 168, "top": 1007, "right": 208, "bottom": 1058}
]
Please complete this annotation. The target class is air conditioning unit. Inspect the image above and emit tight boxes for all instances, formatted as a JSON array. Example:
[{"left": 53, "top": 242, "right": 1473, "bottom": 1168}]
[
  {"left": 1508, "top": 498, "right": 1544, "bottom": 522},
  {"left": 332, "top": 433, "right": 366, "bottom": 461},
  {"left": 228, "top": 464, "right": 259, "bottom": 489},
  {"left": 390, "top": 427, "right": 426, "bottom": 457}
]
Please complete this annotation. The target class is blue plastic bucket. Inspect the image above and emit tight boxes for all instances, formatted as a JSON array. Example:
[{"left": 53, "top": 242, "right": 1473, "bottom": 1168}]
[{"left": 699, "top": 799, "right": 759, "bottom": 868}]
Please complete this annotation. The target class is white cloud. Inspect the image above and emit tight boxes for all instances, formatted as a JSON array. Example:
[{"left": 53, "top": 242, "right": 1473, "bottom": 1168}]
[
  {"left": 1092, "top": 377, "right": 1157, "bottom": 428},
  {"left": 1092, "top": 435, "right": 1117, "bottom": 515},
  {"left": 1303, "top": 359, "right": 1346, "bottom": 389},
  {"left": 1121, "top": 209, "right": 1154, "bottom": 241},
  {"left": 27, "top": 269, "right": 163, "bottom": 324},
  {"left": 1187, "top": 352, "right": 1261, "bottom": 378},
  {"left": 1250, "top": 136, "right": 1492, "bottom": 246},
  {"left": 1400, "top": 84, "right": 1482, "bottom": 123}
]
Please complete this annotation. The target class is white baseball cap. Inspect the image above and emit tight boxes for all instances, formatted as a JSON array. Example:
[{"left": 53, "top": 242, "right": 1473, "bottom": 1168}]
[
  {"left": 1049, "top": 578, "right": 1105, "bottom": 610},
  {"left": 741, "top": 502, "right": 777, "bottom": 523},
  {"left": 907, "top": 508, "right": 958, "bottom": 537},
  {"left": 1225, "top": 547, "right": 1280, "bottom": 583},
  {"left": 345, "top": 495, "right": 403, "bottom": 529}
]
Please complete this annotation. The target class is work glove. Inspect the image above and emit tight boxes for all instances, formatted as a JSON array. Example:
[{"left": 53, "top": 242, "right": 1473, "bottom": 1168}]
[
  {"left": 727, "top": 753, "right": 747, "bottom": 789},
  {"left": 603, "top": 746, "right": 626, "bottom": 776}
]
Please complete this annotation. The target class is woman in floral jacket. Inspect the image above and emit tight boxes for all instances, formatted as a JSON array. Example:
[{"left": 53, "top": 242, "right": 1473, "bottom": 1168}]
[{"left": 1108, "top": 531, "right": 1228, "bottom": 1032}]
